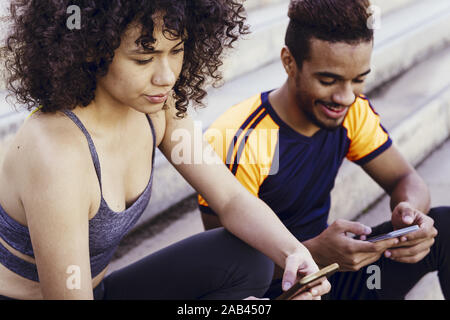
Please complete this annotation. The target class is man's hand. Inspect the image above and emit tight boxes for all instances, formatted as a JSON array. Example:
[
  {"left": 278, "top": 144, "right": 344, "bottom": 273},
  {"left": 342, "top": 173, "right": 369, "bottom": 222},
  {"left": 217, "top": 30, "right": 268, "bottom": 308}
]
[
  {"left": 304, "top": 219, "right": 399, "bottom": 272},
  {"left": 387, "top": 202, "right": 438, "bottom": 263},
  {"left": 281, "top": 248, "right": 331, "bottom": 300}
]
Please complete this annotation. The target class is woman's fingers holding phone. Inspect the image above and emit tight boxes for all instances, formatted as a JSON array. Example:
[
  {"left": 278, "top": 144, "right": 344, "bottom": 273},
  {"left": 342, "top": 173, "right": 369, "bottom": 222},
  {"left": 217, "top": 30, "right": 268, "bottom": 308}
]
[
  {"left": 308, "top": 277, "right": 331, "bottom": 299},
  {"left": 282, "top": 250, "right": 319, "bottom": 292},
  {"left": 288, "top": 276, "right": 331, "bottom": 300},
  {"left": 290, "top": 291, "right": 313, "bottom": 300},
  {"left": 282, "top": 249, "right": 333, "bottom": 300}
]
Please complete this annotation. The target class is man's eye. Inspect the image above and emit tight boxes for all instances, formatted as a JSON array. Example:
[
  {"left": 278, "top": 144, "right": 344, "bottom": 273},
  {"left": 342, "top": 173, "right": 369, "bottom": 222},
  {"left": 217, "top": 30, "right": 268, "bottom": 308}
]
[
  {"left": 135, "top": 58, "right": 154, "bottom": 65},
  {"left": 320, "top": 80, "right": 336, "bottom": 86},
  {"left": 353, "top": 79, "right": 365, "bottom": 84}
]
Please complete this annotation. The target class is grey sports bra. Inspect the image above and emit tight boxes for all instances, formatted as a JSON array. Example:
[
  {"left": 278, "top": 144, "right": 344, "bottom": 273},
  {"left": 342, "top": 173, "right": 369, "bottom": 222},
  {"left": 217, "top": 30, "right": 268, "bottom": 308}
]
[{"left": 0, "top": 109, "right": 156, "bottom": 281}]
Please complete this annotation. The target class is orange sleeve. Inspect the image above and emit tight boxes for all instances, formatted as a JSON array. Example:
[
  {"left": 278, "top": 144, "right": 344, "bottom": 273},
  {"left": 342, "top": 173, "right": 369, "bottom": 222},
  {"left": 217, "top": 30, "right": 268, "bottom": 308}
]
[
  {"left": 343, "top": 96, "right": 392, "bottom": 165},
  {"left": 198, "top": 95, "right": 279, "bottom": 215}
]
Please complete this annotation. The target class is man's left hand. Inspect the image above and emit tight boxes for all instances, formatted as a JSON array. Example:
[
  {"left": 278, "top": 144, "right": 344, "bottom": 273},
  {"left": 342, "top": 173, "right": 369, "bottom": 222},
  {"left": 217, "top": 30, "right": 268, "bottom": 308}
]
[{"left": 387, "top": 202, "right": 438, "bottom": 263}]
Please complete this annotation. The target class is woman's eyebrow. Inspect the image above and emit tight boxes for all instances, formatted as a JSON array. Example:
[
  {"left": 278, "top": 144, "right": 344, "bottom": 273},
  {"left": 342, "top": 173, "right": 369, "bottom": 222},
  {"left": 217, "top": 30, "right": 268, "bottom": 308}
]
[{"left": 129, "top": 40, "right": 184, "bottom": 54}]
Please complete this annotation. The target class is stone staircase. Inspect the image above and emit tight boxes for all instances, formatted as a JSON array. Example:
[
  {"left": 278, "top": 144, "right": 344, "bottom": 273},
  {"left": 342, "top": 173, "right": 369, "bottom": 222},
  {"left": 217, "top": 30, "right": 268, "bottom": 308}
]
[{"left": 1, "top": 0, "right": 449, "bottom": 299}]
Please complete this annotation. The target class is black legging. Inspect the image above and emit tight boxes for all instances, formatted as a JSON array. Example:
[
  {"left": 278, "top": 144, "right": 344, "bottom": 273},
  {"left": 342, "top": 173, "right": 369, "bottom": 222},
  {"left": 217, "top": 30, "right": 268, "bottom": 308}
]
[
  {"left": 0, "top": 228, "right": 274, "bottom": 300},
  {"left": 97, "top": 228, "right": 274, "bottom": 300},
  {"left": 265, "top": 206, "right": 450, "bottom": 300}
]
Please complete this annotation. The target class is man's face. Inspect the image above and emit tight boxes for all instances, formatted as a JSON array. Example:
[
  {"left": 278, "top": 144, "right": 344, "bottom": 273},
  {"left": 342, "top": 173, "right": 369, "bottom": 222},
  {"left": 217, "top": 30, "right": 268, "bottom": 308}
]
[{"left": 291, "top": 38, "right": 373, "bottom": 131}]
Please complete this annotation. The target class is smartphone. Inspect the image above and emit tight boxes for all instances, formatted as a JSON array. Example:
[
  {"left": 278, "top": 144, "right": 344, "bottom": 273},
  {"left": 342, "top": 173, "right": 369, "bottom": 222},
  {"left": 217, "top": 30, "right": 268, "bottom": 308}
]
[
  {"left": 275, "top": 263, "right": 339, "bottom": 300},
  {"left": 366, "top": 225, "right": 420, "bottom": 243}
]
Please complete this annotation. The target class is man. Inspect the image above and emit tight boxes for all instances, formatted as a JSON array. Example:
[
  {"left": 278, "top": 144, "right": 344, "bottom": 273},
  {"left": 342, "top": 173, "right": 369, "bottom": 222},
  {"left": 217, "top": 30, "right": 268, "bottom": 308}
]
[{"left": 198, "top": 0, "right": 450, "bottom": 299}]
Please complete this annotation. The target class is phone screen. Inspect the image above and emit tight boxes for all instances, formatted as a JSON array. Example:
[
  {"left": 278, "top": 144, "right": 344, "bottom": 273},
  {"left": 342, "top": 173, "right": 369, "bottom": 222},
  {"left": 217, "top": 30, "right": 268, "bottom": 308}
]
[{"left": 366, "top": 225, "right": 419, "bottom": 243}]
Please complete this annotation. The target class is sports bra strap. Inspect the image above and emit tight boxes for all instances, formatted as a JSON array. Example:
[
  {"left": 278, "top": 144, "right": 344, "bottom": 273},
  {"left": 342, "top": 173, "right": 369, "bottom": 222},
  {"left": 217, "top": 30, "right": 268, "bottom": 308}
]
[{"left": 62, "top": 110, "right": 157, "bottom": 193}]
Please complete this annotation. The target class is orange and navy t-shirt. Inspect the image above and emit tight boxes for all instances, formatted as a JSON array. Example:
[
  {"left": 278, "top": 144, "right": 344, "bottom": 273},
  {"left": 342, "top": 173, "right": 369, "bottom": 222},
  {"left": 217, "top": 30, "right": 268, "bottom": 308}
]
[{"left": 198, "top": 91, "right": 392, "bottom": 240}]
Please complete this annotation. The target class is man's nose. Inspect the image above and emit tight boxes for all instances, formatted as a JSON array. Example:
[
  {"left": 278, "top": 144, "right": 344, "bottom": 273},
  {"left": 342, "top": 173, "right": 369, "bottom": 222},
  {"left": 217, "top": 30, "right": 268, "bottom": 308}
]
[{"left": 332, "top": 83, "right": 356, "bottom": 107}]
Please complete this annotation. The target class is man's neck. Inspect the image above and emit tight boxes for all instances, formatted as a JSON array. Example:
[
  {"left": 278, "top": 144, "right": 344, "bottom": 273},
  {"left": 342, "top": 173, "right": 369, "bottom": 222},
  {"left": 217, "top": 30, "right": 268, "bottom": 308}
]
[{"left": 268, "top": 82, "right": 320, "bottom": 137}]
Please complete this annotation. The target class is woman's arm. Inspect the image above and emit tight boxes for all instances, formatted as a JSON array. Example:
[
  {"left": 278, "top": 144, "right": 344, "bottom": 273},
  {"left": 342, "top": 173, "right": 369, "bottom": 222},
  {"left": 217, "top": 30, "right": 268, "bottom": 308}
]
[
  {"left": 158, "top": 104, "right": 327, "bottom": 295},
  {"left": 15, "top": 122, "right": 94, "bottom": 299}
]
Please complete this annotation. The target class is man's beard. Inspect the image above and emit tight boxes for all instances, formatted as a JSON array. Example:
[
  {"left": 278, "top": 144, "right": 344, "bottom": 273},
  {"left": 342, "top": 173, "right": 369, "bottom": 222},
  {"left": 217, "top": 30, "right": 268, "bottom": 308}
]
[
  {"left": 303, "top": 107, "right": 341, "bottom": 132},
  {"left": 295, "top": 91, "right": 342, "bottom": 132},
  {"left": 294, "top": 76, "right": 343, "bottom": 132}
]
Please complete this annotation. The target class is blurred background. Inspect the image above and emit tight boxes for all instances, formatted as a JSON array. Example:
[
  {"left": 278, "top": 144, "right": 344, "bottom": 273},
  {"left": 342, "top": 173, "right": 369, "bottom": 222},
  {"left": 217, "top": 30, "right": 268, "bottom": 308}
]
[{"left": 0, "top": 0, "right": 449, "bottom": 299}]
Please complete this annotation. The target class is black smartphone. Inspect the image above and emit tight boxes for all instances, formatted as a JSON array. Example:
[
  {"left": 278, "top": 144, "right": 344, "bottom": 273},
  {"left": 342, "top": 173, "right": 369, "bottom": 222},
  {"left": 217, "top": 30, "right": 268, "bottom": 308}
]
[
  {"left": 366, "top": 225, "right": 419, "bottom": 243},
  {"left": 276, "top": 263, "right": 339, "bottom": 300}
]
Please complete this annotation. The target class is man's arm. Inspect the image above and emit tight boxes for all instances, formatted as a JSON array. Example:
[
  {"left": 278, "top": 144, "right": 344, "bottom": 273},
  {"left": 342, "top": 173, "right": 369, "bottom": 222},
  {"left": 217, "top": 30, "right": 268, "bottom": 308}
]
[
  {"left": 362, "top": 145, "right": 437, "bottom": 263},
  {"left": 362, "top": 144, "right": 430, "bottom": 214},
  {"left": 304, "top": 145, "right": 434, "bottom": 270}
]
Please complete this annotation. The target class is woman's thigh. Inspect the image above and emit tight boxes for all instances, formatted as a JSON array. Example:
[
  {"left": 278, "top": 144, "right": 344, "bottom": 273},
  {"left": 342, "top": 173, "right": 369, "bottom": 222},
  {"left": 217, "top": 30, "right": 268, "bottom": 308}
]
[{"left": 100, "top": 228, "right": 274, "bottom": 300}]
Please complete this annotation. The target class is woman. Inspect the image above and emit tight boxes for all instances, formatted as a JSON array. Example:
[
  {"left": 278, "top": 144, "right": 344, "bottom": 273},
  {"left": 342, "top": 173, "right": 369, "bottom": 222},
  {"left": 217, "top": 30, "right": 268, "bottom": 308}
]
[{"left": 0, "top": 0, "right": 330, "bottom": 300}]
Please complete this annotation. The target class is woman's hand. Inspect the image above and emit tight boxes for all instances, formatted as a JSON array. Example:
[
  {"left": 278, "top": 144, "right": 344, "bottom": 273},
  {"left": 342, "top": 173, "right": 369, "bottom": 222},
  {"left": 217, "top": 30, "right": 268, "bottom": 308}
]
[
  {"left": 244, "top": 249, "right": 331, "bottom": 301},
  {"left": 281, "top": 248, "right": 331, "bottom": 300}
]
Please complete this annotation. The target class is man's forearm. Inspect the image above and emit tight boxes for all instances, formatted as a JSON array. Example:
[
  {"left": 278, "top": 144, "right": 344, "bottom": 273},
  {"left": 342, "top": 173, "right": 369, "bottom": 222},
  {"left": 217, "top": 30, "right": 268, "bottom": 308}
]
[
  {"left": 389, "top": 172, "right": 431, "bottom": 214},
  {"left": 303, "top": 237, "right": 327, "bottom": 269}
]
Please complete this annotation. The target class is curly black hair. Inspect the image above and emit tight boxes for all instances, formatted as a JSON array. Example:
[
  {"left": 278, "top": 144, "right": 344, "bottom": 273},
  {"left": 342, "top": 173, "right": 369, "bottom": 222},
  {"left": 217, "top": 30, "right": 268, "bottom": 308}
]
[
  {"left": 3, "top": 0, "right": 249, "bottom": 117},
  {"left": 286, "top": 0, "right": 373, "bottom": 69}
]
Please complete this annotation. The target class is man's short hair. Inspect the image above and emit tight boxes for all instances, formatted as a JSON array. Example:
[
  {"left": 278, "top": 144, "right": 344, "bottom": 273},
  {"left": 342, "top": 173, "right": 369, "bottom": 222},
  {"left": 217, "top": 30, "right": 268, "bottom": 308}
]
[{"left": 285, "top": 0, "right": 373, "bottom": 68}]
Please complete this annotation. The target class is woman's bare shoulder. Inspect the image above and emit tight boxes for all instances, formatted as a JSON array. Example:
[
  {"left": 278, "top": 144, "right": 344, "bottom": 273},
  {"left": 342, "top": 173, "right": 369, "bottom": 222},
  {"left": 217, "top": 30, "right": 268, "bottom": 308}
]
[{"left": 1, "top": 111, "right": 94, "bottom": 191}]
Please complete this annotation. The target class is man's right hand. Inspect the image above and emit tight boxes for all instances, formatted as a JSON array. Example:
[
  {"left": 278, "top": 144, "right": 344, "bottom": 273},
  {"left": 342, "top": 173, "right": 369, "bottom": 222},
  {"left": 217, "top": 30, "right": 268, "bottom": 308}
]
[{"left": 304, "top": 219, "right": 399, "bottom": 271}]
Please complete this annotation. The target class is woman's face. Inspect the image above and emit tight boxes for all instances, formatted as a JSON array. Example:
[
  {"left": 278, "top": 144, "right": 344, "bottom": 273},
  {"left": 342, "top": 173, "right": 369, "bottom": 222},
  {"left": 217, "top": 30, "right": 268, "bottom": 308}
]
[{"left": 96, "top": 19, "right": 184, "bottom": 114}]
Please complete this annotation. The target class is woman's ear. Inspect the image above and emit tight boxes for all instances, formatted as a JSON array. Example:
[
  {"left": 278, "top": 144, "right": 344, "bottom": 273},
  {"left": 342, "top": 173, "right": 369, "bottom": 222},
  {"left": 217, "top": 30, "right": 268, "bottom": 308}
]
[{"left": 281, "top": 46, "right": 297, "bottom": 77}]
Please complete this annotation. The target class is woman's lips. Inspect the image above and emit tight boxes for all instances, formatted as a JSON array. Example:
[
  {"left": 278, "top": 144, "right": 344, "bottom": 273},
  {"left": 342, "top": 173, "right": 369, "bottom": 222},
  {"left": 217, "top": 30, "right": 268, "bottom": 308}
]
[
  {"left": 318, "top": 102, "right": 348, "bottom": 119},
  {"left": 144, "top": 93, "right": 168, "bottom": 104}
]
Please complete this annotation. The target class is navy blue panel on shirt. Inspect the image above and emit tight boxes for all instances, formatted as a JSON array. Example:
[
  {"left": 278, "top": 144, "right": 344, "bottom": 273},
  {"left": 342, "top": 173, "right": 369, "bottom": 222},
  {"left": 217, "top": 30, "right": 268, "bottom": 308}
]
[{"left": 258, "top": 92, "right": 350, "bottom": 239}]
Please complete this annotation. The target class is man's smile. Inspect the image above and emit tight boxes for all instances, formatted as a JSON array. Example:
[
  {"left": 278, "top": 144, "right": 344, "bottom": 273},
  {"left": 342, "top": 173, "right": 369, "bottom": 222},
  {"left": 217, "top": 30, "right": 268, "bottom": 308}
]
[{"left": 316, "top": 101, "right": 348, "bottom": 120}]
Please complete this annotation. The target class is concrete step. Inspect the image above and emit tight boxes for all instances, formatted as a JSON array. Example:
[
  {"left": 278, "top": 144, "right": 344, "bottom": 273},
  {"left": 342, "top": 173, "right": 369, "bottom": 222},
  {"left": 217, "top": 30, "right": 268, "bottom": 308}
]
[
  {"left": 367, "top": 0, "right": 450, "bottom": 92},
  {"left": 355, "top": 139, "right": 450, "bottom": 300},
  {"left": 0, "top": 0, "right": 8, "bottom": 16},
  {"left": 0, "top": 91, "right": 28, "bottom": 141},
  {"left": 244, "top": 0, "right": 287, "bottom": 12},
  {"left": 371, "top": 0, "right": 420, "bottom": 16},
  {"left": 109, "top": 138, "right": 450, "bottom": 299},
  {"left": 330, "top": 45, "right": 450, "bottom": 223},
  {"left": 221, "top": 0, "right": 450, "bottom": 89}
]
